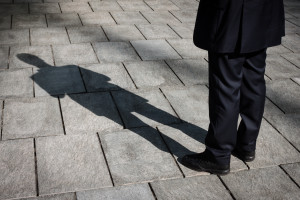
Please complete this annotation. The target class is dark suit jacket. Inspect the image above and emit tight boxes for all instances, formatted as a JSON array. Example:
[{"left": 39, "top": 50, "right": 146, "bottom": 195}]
[{"left": 193, "top": 0, "right": 285, "bottom": 53}]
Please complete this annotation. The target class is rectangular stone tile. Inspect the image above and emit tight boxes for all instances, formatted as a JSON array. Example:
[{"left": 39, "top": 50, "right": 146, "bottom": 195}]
[
  {"left": 12, "top": 14, "right": 47, "bottom": 29},
  {"left": 0, "top": 68, "right": 33, "bottom": 98},
  {"left": 161, "top": 85, "right": 209, "bottom": 122},
  {"left": 44, "top": 0, "right": 71, "bottom": 2},
  {"left": 46, "top": 13, "right": 82, "bottom": 27},
  {"left": 136, "top": 24, "right": 180, "bottom": 39},
  {"left": 170, "top": 0, "right": 199, "bottom": 10},
  {"left": 151, "top": 175, "right": 232, "bottom": 200},
  {"left": 282, "top": 34, "right": 300, "bottom": 52},
  {"left": 0, "top": 139, "right": 35, "bottom": 200},
  {"left": 145, "top": 0, "right": 179, "bottom": 11},
  {"left": 117, "top": 1, "right": 152, "bottom": 11},
  {"left": 0, "top": 15, "right": 11, "bottom": 30},
  {"left": 17, "top": 193, "right": 76, "bottom": 200},
  {"left": 168, "top": 23, "right": 195, "bottom": 39},
  {"left": 167, "top": 39, "right": 207, "bottom": 59},
  {"left": 112, "top": 88, "right": 180, "bottom": 128},
  {"left": 102, "top": 25, "right": 145, "bottom": 41},
  {"left": 2, "top": 97, "right": 64, "bottom": 140},
  {"left": 99, "top": 127, "right": 182, "bottom": 185},
  {"left": 221, "top": 166, "right": 300, "bottom": 200},
  {"left": 265, "top": 55, "right": 300, "bottom": 79},
  {"left": 33, "top": 66, "right": 86, "bottom": 96},
  {"left": 76, "top": 184, "right": 155, "bottom": 200},
  {"left": 93, "top": 41, "right": 140, "bottom": 63},
  {"left": 281, "top": 53, "right": 300, "bottom": 68},
  {"left": 30, "top": 27, "right": 70, "bottom": 45},
  {"left": 124, "top": 60, "right": 182, "bottom": 88},
  {"left": 281, "top": 163, "right": 300, "bottom": 186},
  {"left": 170, "top": 10, "right": 197, "bottom": 23},
  {"left": 286, "top": 7, "right": 300, "bottom": 18},
  {"left": 131, "top": 39, "right": 181, "bottom": 60},
  {"left": 0, "top": 4, "right": 28, "bottom": 15},
  {"left": 166, "top": 59, "right": 208, "bottom": 85},
  {"left": 110, "top": 11, "right": 149, "bottom": 25},
  {"left": 141, "top": 11, "right": 180, "bottom": 24},
  {"left": 80, "top": 63, "right": 135, "bottom": 92},
  {"left": 266, "top": 79, "right": 300, "bottom": 113},
  {"left": 80, "top": 12, "right": 116, "bottom": 26},
  {"left": 292, "top": 76, "right": 300, "bottom": 85},
  {"left": 36, "top": 134, "right": 113, "bottom": 195},
  {"left": 15, "top": 0, "right": 42, "bottom": 2},
  {"left": 29, "top": 3, "right": 61, "bottom": 14},
  {"left": 267, "top": 44, "right": 292, "bottom": 55},
  {"left": 60, "top": 92, "right": 123, "bottom": 134},
  {"left": 288, "top": 17, "right": 300, "bottom": 27},
  {"left": 53, "top": 43, "right": 98, "bottom": 65},
  {"left": 0, "top": 29, "right": 29, "bottom": 46},
  {"left": 10, "top": 45, "right": 54, "bottom": 69},
  {"left": 60, "top": 2, "right": 92, "bottom": 13},
  {"left": 246, "top": 119, "right": 300, "bottom": 169},
  {"left": 67, "top": 26, "right": 108, "bottom": 43},
  {"left": 285, "top": 20, "right": 300, "bottom": 34},
  {"left": 0, "top": 47, "right": 9, "bottom": 69},
  {"left": 89, "top": 1, "right": 123, "bottom": 11}
]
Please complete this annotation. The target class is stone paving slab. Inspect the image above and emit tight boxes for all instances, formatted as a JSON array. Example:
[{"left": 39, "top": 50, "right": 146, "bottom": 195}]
[
  {"left": 166, "top": 59, "right": 208, "bottom": 85},
  {"left": 0, "top": 29, "right": 29, "bottom": 46},
  {"left": 288, "top": 17, "right": 300, "bottom": 27},
  {"left": 44, "top": 0, "right": 71, "bottom": 2},
  {"left": 110, "top": 11, "right": 149, "bottom": 25},
  {"left": 136, "top": 24, "right": 180, "bottom": 39},
  {"left": 170, "top": 0, "right": 199, "bottom": 10},
  {"left": 10, "top": 45, "right": 54, "bottom": 69},
  {"left": 221, "top": 166, "right": 300, "bottom": 200},
  {"left": 111, "top": 88, "right": 180, "bottom": 128},
  {"left": 76, "top": 184, "right": 155, "bottom": 200},
  {"left": 102, "top": 25, "right": 145, "bottom": 41},
  {"left": 0, "top": 68, "right": 33, "bottom": 99},
  {"left": 60, "top": 92, "right": 123, "bottom": 134},
  {"left": 80, "top": 12, "right": 116, "bottom": 26},
  {"left": 89, "top": 1, "right": 123, "bottom": 11},
  {"left": 0, "top": 139, "right": 35, "bottom": 200},
  {"left": 161, "top": 85, "right": 209, "bottom": 122},
  {"left": 282, "top": 34, "right": 300, "bottom": 52},
  {"left": 145, "top": 0, "right": 179, "bottom": 11},
  {"left": 168, "top": 23, "right": 194, "bottom": 39},
  {"left": 151, "top": 175, "right": 232, "bottom": 200},
  {"left": 117, "top": 1, "right": 152, "bottom": 11},
  {"left": 17, "top": 193, "right": 76, "bottom": 200},
  {"left": 36, "top": 134, "right": 113, "bottom": 195},
  {"left": 60, "top": 2, "right": 92, "bottom": 14},
  {"left": 281, "top": 162, "right": 300, "bottom": 186},
  {"left": 293, "top": 77, "right": 300, "bottom": 85},
  {"left": 131, "top": 39, "right": 181, "bottom": 60},
  {"left": 170, "top": 10, "right": 197, "bottom": 24},
  {"left": 123, "top": 60, "right": 182, "bottom": 88},
  {"left": 266, "top": 45, "right": 292, "bottom": 55},
  {"left": 67, "top": 26, "right": 108, "bottom": 43},
  {"left": 12, "top": 14, "right": 47, "bottom": 29},
  {"left": 30, "top": 27, "right": 70, "bottom": 45},
  {"left": 141, "top": 11, "right": 181, "bottom": 24},
  {"left": 15, "top": 0, "right": 42, "bottom": 2},
  {"left": 0, "top": 47, "right": 9, "bottom": 69},
  {"left": 80, "top": 63, "right": 136, "bottom": 92},
  {"left": 0, "top": 15, "right": 11, "bottom": 30},
  {"left": 281, "top": 53, "right": 300, "bottom": 68},
  {"left": 285, "top": 20, "right": 300, "bottom": 34},
  {"left": 29, "top": 3, "right": 61, "bottom": 14},
  {"left": 52, "top": 43, "right": 98, "bottom": 66},
  {"left": 46, "top": 13, "right": 82, "bottom": 27},
  {"left": 167, "top": 39, "right": 208, "bottom": 59},
  {"left": 33, "top": 65, "right": 86, "bottom": 96},
  {"left": 93, "top": 41, "right": 141, "bottom": 63},
  {"left": 246, "top": 119, "right": 300, "bottom": 169},
  {"left": 0, "top": 4, "right": 28, "bottom": 15},
  {"left": 99, "top": 127, "right": 182, "bottom": 185},
  {"left": 2, "top": 97, "right": 64, "bottom": 140},
  {"left": 266, "top": 79, "right": 300, "bottom": 113}
]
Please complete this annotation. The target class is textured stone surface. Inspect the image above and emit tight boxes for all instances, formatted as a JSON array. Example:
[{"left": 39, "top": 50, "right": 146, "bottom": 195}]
[
  {"left": 29, "top": 3, "right": 61, "bottom": 14},
  {"left": 110, "top": 11, "right": 149, "bottom": 25},
  {"left": 266, "top": 79, "right": 300, "bottom": 113},
  {"left": 67, "top": 26, "right": 108, "bottom": 43},
  {"left": 0, "top": 4, "right": 28, "bottom": 15},
  {"left": 60, "top": 2, "right": 92, "bottom": 13},
  {"left": 170, "top": 10, "right": 197, "bottom": 23},
  {"left": 0, "top": 29, "right": 29, "bottom": 46},
  {"left": 52, "top": 43, "right": 98, "bottom": 65},
  {"left": 100, "top": 127, "right": 182, "bottom": 185},
  {"left": 80, "top": 63, "right": 135, "bottom": 92},
  {"left": 167, "top": 39, "right": 207, "bottom": 59},
  {"left": 124, "top": 60, "right": 182, "bottom": 88},
  {"left": 145, "top": 0, "right": 179, "bottom": 11},
  {"left": 0, "top": 68, "right": 33, "bottom": 98},
  {"left": 281, "top": 163, "right": 300, "bottom": 186},
  {"left": 18, "top": 193, "right": 76, "bottom": 200},
  {"left": 285, "top": 20, "right": 300, "bottom": 34},
  {"left": 282, "top": 34, "right": 300, "bottom": 52},
  {"left": 77, "top": 184, "right": 155, "bottom": 200},
  {"left": 141, "top": 11, "right": 180, "bottom": 24},
  {"left": 2, "top": 97, "right": 64, "bottom": 140},
  {"left": 161, "top": 85, "right": 209, "bottom": 122},
  {"left": 93, "top": 42, "right": 140, "bottom": 63},
  {"left": 33, "top": 65, "right": 86, "bottom": 96},
  {"left": 136, "top": 24, "right": 180, "bottom": 39},
  {"left": 10, "top": 45, "right": 54, "bottom": 69},
  {"left": 0, "top": 47, "right": 9, "bottom": 69},
  {"left": 36, "top": 134, "right": 113, "bottom": 195},
  {"left": 0, "top": 139, "right": 35, "bottom": 200},
  {"left": 151, "top": 175, "right": 232, "bottom": 200},
  {"left": 89, "top": 1, "right": 122, "bottom": 11},
  {"left": 46, "top": 13, "right": 82, "bottom": 27},
  {"left": 281, "top": 53, "right": 300, "bottom": 68},
  {"left": 267, "top": 45, "right": 292, "bottom": 54},
  {"left": 30, "top": 27, "right": 70, "bottom": 45},
  {"left": 221, "top": 166, "right": 300, "bottom": 200},
  {"left": 102, "top": 25, "right": 145, "bottom": 41},
  {"left": 171, "top": 0, "right": 199, "bottom": 10},
  {"left": 293, "top": 77, "right": 300, "bottom": 85},
  {"left": 118, "top": 1, "right": 152, "bottom": 11},
  {"left": 112, "top": 88, "right": 180, "bottom": 128},
  {"left": 0, "top": 15, "right": 11, "bottom": 30},
  {"left": 12, "top": 14, "right": 47, "bottom": 29},
  {"left": 166, "top": 59, "right": 208, "bottom": 85},
  {"left": 60, "top": 92, "right": 123, "bottom": 134},
  {"left": 131, "top": 39, "right": 181, "bottom": 60},
  {"left": 168, "top": 23, "right": 195, "bottom": 39},
  {"left": 80, "top": 12, "right": 116, "bottom": 26}
]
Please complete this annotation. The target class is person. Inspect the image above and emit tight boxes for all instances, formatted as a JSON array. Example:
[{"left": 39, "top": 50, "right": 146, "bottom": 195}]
[{"left": 181, "top": 0, "right": 285, "bottom": 175}]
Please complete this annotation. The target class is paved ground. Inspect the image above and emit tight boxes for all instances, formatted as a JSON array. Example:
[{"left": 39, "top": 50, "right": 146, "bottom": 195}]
[{"left": 0, "top": 0, "right": 299, "bottom": 199}]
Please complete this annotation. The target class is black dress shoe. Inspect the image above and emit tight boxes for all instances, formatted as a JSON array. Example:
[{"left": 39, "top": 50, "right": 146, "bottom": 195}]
[
  {"left": 232, "top": 148, "right": 255, "bottom": 162},
  {"left": 181, "top": 152, "right": 230, "bottom": 175}
]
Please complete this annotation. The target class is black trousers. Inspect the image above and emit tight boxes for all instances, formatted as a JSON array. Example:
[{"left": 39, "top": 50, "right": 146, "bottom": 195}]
[{"left": 205, "top": 48, "right": 267, "bottom": 165}]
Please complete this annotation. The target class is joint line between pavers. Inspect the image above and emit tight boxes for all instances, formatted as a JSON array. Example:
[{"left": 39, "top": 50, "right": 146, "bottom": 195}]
[
  {"left": 134, "top": 24, "right": 147, "bottom": 40},
  {"left": 58, "top": 97, "right": 67, "bottom": 135},
  {"left": 100, "top": 26, "right": 110, "bottom": 42},
  {"left": 29, "top": 29, "right": 32, "bottom": 46},
  {"left": 143, "top": 1, "right": 155, "bottom": 12},
  {"left": 45, "top": 14, "right": 49, "bottom": 28},
  {"left": 58, "top": 2, "right": 63, "bottom": 13},
  {"left": 108, "top": 91, "right": 126, "bottom": 129},
  {"left": 91, "top": 42, "right": 101, "bottom": 63},
  {"left": 78, "top": 66, "right": 88, "bottom": 93},
  {"left": 128, "top": 41, "right": 143, "bottom": 61},
  {"left": 165, "top": 39, "right": 183, "bottom": 59},
  {"left": 168, "top": 10, "right": 182, "bottom": 23},
  {"left": 167, "top": 24, "right": 184, "bottom": 39},
  {"left": 10, "top": 14, "right": 13, "bottom": 29},
  {"left": 96, "top": 133, "right": 115, "bottom": 187},
  {"left": 7, "top": 46, "right": 11, "bottom": 69},
  {"left": 77, "top": 13, "right": 84, "bottom": 26},
  {"left": 88, "top": 2, "right": 94, "bottom": 12},
  {"left": 265, "top": 96, "right": 286, "bottom": 114},
  {"left": 50, "top": 45, "right": 57, "bottom": 66},
  {"left": 116, "top": 1, "right": 125, "bottom": 11},
  {"left": 121, "top": 62, "right": 138, "bottom": 89},
  {"left": 281, "top": 43, "right": 296, "bottom": 53},
  {"left": 217, "top": 175, "right": 237, "bottom": 200},
  {"left": 291, "top": 77, "right": 300, "bottom": 86},
  {"left": 33, "top": 138, "right": 40, "bottom": 196},
  {"left": 65, "top": 27, "right": 72, "bottom": 44},
  {"left": 158, "top": 88, "right": 182, "bottom": 121},
  {"left": 148, "top": 182, "right": 158, "bottom": 200},
  {"left": 279, "top": 165, "right": 300, "bottom": 189},
  {"left": 163, "top": 60, "right": 185, "bottom": 86},
  {"left": 0, "top": 101, "right": 4, "bottom": 141},
  {"left": 32, "top": 67, "right": 35, "bottom": 97},
  {"left": 139, "top": 11, "right": 151, "bottom": 24},
  {"left": 108, "top": 11, "right": 118, "bottom": 25},
  {"left": 280, "top": 54, "right": 300, "bottom": 70}
]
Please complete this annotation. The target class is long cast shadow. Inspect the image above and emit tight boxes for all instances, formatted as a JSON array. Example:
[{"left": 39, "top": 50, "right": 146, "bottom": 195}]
[{"left": 18, "top": 53, "right": 208, "bottom": 162}]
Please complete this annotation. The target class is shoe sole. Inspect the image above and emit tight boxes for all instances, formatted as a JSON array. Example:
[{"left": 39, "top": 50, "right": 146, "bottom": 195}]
[{"left": 182, "top": 161, "right": 230, "bottom": 175}]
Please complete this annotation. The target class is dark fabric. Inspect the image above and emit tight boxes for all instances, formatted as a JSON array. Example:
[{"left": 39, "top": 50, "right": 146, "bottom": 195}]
[
  {"left": 193, "top": 0, "right": 285, "bottom": 53},
  {"left": 205, "top": 49, "right": 267, "bottom": 165}
]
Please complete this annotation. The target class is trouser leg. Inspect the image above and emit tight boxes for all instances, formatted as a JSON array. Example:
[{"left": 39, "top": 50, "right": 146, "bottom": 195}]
[
  {"left": 236, "top": 48, "right": 267, "bottom": 152},
  {"left": 205, "top": 51, "right": 245, "bottom": 165}
]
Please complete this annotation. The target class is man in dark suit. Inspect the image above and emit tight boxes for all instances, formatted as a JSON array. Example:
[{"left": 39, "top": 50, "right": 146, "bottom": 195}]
[{"left": 182, "top": 0, "right": 285, "bottom": 175}]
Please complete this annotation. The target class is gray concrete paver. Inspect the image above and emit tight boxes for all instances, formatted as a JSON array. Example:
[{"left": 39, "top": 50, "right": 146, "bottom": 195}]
[
  {"left": 168, "top": 23, "right": 194, "bottom": 39},
  {"left": 170, "top": 10, "right": 197, "bottom": 24},
  {"left": 281, "top": 52, "right": 300, "bottom": 68},
  {"left": 170, "top": 0, "right": 199, "bottom": 10},
  {"left": 16, "top": 193, "right": 76, "bottom": 200},
  {"left": 80, "top": 12, "right": 116, "bottom": 26},
  {"left": 29, "top": 3, "right": 61, "bottom": 14},
  {"left": 46, "top": 13, "right": 82, "bottom": 27},
  {"left": 145, "top": 0, "right": 180, "bottom": 11},
  {"left": 60, "top": 2, "right": 92, "bottom": 14},
  {"left": 136, "top": 24, "right": 180, "bottom": 39},
  {"left": 12, "top": 14, "right": 47, "bottom": 29},
  {"left": 141, "top": 11, "right": 181, "bottom": 24},
  {"left": 0, "top": 4, "right": 28, "bottom": 15},
  {"left": 110, "top": 11, "right": 149, "bottom": 25},
  {"left": 102, "top": 25, "right": 145, "bottom": 41},
  {"left": 0, "top": 15, "right": 11, "bottom": 30},
  {"left": 67, "top": 26, "right": 108, "bottom": 43},
  {"left": 30, "top": 27, "right": 70, "bottom": 45},
  {"left": 282, "top": 34, "right": 300, "bottom": 52},
  {"left": 0, "top": 47, "right": 9, "bottom": 69},
  {"left": 89, "top": 1, "right": 123, "bottom": 11},
  {"left": 167, "top": 39, "right": 208, "bottom": 59},
  {"left": 117, "top": 1, "right": 152, "bottom": 11},
  {"left": 0, "top": 29, "right": 30, "bottom": 46},
  {"left": 266, "top": 44, "right": 292, "bottom": 55},
  {"left": 281, "top": 163, "right": 300, "bottom": 186}
]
